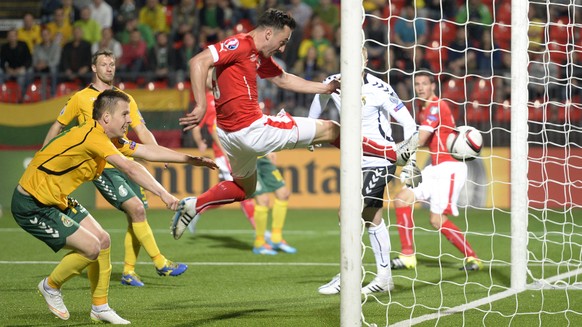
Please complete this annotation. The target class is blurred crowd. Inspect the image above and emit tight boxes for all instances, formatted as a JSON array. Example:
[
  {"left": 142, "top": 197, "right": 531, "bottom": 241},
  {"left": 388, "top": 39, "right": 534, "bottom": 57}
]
[{"left": 0, "top": 0, "right": 580, "bottom": 135}]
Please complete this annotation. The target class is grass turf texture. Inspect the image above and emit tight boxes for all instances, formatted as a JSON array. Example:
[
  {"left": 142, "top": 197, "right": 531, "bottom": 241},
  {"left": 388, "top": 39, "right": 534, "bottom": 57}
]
[{"left": 0, "top": 208, "right": 581, "bottom": 326}]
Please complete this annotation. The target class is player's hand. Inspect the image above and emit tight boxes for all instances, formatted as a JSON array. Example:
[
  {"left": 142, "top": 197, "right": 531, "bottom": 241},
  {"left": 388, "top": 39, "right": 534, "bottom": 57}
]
[
  {"left": 327, "top": 78, "right": 341, "bottom": 94},
  {"left": 187, "top": 155, "right": 218, "bottom": 170},
  {"left": 399, "top": 161, "right": 422, "bottom": 188},
  {"left": 161, "top": 193, "right": 180, "bottom": 210},
  {"left": 179, "top": 105, "right": 206, "bottom": 131}
]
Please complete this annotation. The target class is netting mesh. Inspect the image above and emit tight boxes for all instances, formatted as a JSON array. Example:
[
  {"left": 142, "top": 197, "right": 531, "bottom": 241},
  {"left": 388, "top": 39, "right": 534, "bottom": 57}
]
[{"left": 357, "top": 0, "right": 582, "bottom": 325}]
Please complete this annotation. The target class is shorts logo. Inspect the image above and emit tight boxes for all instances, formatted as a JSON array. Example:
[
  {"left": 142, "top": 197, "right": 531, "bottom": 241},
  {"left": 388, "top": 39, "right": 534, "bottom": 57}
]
[
  {"left": 129, "top": 141, "right": 136, "bottom": 150},
  {"left": 61, "top": 214, "right": 74, "bottom": 228},
  {"left": 119, "top": 185, "right": 128, "bottom": 197},
  {"left": 224, "top": 38, "right": 239, "bottom": 50}
]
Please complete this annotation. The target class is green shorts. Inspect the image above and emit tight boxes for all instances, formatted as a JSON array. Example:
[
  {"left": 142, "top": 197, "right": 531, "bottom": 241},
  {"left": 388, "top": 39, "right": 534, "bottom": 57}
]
[
  {"left": 93, "top": 168, "right": 148, "bottom": 210},
  {"left": 11, "top": 188, "right": 89, "bottom": 252},
  {"left": 253, "top": 157, "right": 286, "bottom": 197}
]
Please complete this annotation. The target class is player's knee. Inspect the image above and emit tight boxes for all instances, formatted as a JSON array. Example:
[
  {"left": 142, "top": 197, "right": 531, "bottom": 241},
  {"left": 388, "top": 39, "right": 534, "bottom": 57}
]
[
  {"left": 98, "top": 230, "right": 111, "bottom": 249},
  {"left": 124, "top": 200, "right": 146, "bottom": 222},
  {"left": 82, "top": 239, "right": 101, "bottom": 260},
  {"left": 429, "top": 214, "right": 445, "bottom": 229}
]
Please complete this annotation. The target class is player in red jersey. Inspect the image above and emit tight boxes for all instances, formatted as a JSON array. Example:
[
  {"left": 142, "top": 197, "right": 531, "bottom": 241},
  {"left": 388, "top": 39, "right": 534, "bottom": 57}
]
[
  {"left": 391, "top": 72, "right": 483, "bottom": 271},
  {"left": 171, "top": 9, "right": 419, "bottom": 240}
]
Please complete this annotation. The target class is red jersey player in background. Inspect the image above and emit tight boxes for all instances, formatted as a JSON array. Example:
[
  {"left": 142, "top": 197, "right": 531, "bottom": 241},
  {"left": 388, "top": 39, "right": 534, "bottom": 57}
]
[
  {"left": 391, "top": 71, "right": 483, "bottom": 271},
  {"left": 171, "top": 9, "right": 419, "bottom": 240}
]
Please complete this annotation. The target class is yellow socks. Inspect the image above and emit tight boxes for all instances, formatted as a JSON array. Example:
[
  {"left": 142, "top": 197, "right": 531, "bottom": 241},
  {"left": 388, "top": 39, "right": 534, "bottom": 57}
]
[
  {"left": 254, "top": 205, "right": 269, "bottom": 248},
  {"left": 123, "top": 227, "right": 140, "bottom": 274},
  {"left": 132, "top": 221, "right": 166, "bottom": 269},
  {"left": 48, "top": 251, "right": 95, "bottom": 289},
  {"left": 270, "top": 199, "right": 288, "bottom": 244},
  {"left": 87, "top": 247, "right": 111, "bottom": 306}
]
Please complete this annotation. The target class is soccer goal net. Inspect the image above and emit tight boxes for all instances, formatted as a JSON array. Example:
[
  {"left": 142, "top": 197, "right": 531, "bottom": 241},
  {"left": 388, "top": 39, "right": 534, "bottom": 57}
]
[{"left": 339, "top": 0, "right": 582, "bottom": 325}]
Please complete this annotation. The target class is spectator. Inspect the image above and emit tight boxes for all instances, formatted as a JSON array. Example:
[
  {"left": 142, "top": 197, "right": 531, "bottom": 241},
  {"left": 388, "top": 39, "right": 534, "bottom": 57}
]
[
  {"left": 33, "top": 28, "right": 62, "bottom": 97},
  {"left": 117, "top": 16, "right": 156, "bottom": 49},
  {"left": 17, "top": 13, "right": 42, "bottom": 53},
  {"left": 474, "top": 29, "right": 503, "bottom": 77},
  {"left": 423, "top": 0, "right": 456, "bottom": 19},
  {"left": 92, "top": 27, "right": 123, "bottom": 61},
  {"left": 320, "top": 46, "right": 339, "bottom": 75},
  {"left": 393, "top": 4, "right": 427, "bottom": 48},
  {"left": 292, "top": 45, "right": 320, "bottom": 81},
  {"left": 147, "top": 31, "right": 176, "bottom": 86},
  {"left": 89, "top": 0, "right": 113, "bottom": 29},
  {"left": 233, "top": 0, "right": 260, "bottom": 26},
  {"left": 46, "top": 7, "right": 73, "bottom": 46},
  {"left": 199, "top": 0, "right": 226, "bottom": 44},
  {"left": 171, "top": 0, "right": 199, "bottom": 43},
  {"left": 62, "top": 0, "right": 80, "bottom": 25},
  {"left": 313, "top": 0, "right": 339, "bottom": 30},
  {"left": 74, "top": 6, "right": 102, "bottom": 44},
  {"left": 114, "top": 0, "right": 138, "bottom": 33},
  {"left": 0, "top": 29, "right": 33, "bottom": 102},
  {"left": 297, "top": 23, "right": 332, "bottom": 67},
  {"left": 217, "top": 0, "right": 235, "bottom": 29},
  {"left": 287, "top": 0, "right": 312, "bottom": 30},
  {"left": 120, "top": 29, "right": 148, "bottom": 81},
  {"left": 174, "top": 31, "right": 201, "bottom": 83},
  {"left": 139, "top": 0, "right": 168, "bottom": 34},
  {"left": 446, "top": 27, "right": 474, "bottom": 76},
  {"left": 455, "top": 0, "right": 492, "bottom": 46},
  {"left": 364, "top": 9, "right": 388, "bottom": 71},
  {"left": 40, "top": 0, "right": 63, "bottom": 24},
  {"left": 60, "top": 25, "right": 92, "bottom": 85}
]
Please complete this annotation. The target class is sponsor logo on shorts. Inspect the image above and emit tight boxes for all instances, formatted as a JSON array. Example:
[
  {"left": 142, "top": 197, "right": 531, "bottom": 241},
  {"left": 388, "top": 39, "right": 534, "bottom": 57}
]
[
  {"left": 119, "top": 185, "right": 128, "bottom": 197},
  {"left": 129, "top": 141, "right": 136, "bottom": 150},
  {"left": 61, "top": 214, "right": 74, "bottom": 228}
]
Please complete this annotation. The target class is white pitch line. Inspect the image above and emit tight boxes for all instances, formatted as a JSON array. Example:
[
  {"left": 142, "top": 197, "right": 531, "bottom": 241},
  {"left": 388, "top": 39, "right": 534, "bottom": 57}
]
[{"left": 0, "top": 260, "right": 342, "bottom": 266}]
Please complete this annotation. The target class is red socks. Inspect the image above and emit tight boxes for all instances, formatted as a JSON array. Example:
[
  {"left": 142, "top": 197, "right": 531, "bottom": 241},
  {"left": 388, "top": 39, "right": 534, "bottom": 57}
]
[
  {"left": 440, "top": 220, "right": 477, "bottom": 258},
  {"left": 240, "top": 199, "right": 256, "bottom": 229},
  {"left": 395, "top": 206, "right": 415, "bottom": 255},
  {"left": 331, "top": 135, "right": 397, "bottom": 162},
  {"left": 196, "top": 181, "right": 247, "bottom": 212}
]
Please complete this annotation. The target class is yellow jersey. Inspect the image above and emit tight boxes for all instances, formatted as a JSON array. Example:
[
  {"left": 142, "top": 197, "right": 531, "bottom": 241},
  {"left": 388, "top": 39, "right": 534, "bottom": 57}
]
[
  {"left": 19, "top": 120, "right": 138, "bottom": 210},
  {"left": 57, "top": 84, "right": 145, "bottom": 168}
]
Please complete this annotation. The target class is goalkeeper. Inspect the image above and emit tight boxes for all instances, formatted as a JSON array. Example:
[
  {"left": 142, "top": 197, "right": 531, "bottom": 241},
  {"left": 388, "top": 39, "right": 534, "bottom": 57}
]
[
  {"left": 390, "top": 72, "right": 483, "bottom": 271},
  {"left": 312, "top": 48, "right": 418, "bottom": 295}
]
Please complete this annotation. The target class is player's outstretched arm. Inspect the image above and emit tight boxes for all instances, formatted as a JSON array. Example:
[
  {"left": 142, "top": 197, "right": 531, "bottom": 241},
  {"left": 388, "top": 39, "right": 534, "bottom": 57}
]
[
  {"left": 106, "top": 154, "right": 180, "bottom": 210},
  {"left": 268, "top": 71, "right": 340, "bottom": 95},
  {"left": 180, "top": 50, "right": 214, "bottom": 131},
  {"left": 133, "top": 144, "right": 218, "bottom": 169}
]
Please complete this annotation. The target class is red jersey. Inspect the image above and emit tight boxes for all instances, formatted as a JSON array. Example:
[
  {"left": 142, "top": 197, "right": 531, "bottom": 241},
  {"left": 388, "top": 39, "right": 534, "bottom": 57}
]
[
  {"left": 207, "top": 33, "right": 284, "bottom": 132},
  {"left": 418, "top": 95, "right": 457, "bottom": 165}
]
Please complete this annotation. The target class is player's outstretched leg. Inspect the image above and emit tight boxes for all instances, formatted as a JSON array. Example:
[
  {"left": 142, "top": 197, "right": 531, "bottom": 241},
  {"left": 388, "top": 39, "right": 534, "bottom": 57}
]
[
  {"left": 171, "top": 197, "right": 199, "bottom": 240},
  {"left": 390, "top": 254, "right": 417, "bottom": 270}
]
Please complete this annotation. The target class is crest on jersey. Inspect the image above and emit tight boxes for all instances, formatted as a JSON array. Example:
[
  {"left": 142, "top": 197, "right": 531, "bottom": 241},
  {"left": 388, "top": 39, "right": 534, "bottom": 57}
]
[
  {"left": 362, "top": 96, "right": 366, "bottom": 105},
  {"left": 223, "top": 38, "right": 239, "bottom": 50},
  {"left": 430, "top": 106, "right": 439, "bottom": 114}
]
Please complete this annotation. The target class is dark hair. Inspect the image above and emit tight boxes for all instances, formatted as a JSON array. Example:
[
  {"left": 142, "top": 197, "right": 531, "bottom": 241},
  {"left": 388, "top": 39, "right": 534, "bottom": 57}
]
[
  {"left": 93, "top": 89, "right": 130, "bottom": 120},
  {"left": 257, "top": 9, "right": 296, "bottom": 31},
  {"left": 92, "top": 49, "right": 115, "bottom": 66},
  {"left": 414, "top": 70, "right": 435, "bottom": 83}
]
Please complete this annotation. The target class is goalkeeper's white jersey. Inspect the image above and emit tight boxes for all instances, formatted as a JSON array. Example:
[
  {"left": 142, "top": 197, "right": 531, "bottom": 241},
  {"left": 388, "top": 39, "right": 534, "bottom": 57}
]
[{"left": 309, "top": 73, "right": 417, "bottom": 168}]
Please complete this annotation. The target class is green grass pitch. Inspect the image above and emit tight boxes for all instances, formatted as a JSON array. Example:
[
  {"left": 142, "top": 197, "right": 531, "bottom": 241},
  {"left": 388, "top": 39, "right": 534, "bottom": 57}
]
[{"left": 0, "top": 207, "right": 581, "bottom": 326}]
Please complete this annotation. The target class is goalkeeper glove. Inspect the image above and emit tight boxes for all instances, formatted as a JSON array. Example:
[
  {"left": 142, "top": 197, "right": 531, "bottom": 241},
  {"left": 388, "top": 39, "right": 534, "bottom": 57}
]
[{"left": 399, "top": 160, "right": 422, "bottom": 188}]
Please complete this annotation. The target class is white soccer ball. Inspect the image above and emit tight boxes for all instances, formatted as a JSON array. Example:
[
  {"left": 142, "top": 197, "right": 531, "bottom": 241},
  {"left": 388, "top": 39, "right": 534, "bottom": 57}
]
[{"left": 446, "top": 125, "right": 483, "bottom": 161}]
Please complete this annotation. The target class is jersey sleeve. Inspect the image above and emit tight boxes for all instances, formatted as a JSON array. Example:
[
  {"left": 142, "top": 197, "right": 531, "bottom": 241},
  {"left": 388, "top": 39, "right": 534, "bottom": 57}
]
[
  {"left": 380, "top": 84, "right": 417, "bottom": 140},
  {"left": 209, "top": 35, "right": 248, "bottom": 66},
  {"left": 127, "top": 94, "right": 145, "bottom": 129},
  {"left": 257, "top": 57, "right": 283, "bottom": 79},
  {"left": 84, "top": 130, "right": 126, "bottom": 159},
  {"left": 111, "top": 137, "right": 139, "bottom": 157},
  {"left": 308, "top": 74, "right": 339, "bottom": 119},
  {"left": 56, "top": 93, "right": 80, "bottom": 125}
]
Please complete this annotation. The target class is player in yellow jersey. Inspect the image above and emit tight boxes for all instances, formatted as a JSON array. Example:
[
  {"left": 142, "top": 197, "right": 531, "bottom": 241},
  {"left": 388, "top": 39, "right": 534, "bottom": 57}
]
[
  {"left": 12, "top": 90, "right": 217, "bottom": 323},
  {"left": 43, "top": 49, "right": 184, "bottom": 287}
]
